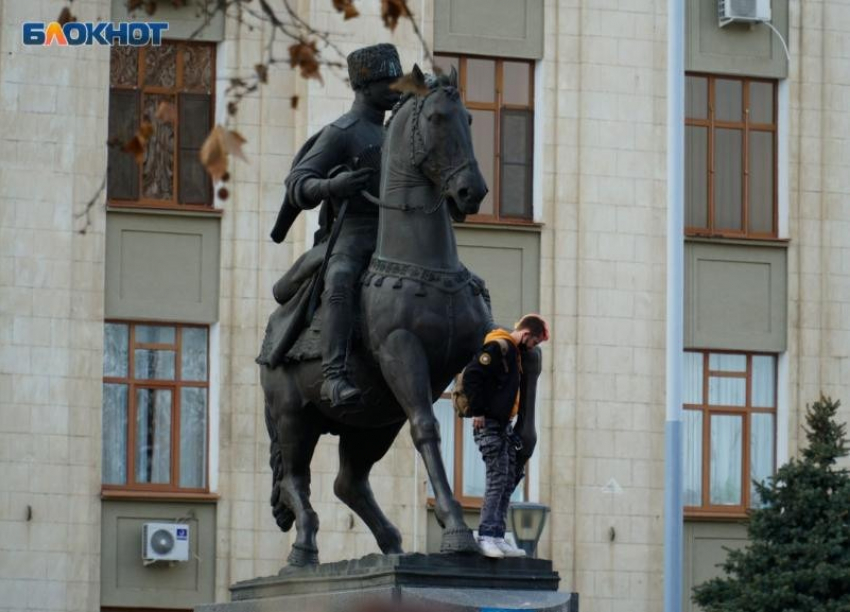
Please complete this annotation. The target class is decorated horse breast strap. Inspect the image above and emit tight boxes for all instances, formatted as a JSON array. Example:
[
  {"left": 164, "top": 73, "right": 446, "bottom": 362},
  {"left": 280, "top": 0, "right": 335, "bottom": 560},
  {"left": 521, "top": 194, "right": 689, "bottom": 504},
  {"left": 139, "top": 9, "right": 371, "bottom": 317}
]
[{"left": 364, "top": 256, "right": 479, "bottom": 296}]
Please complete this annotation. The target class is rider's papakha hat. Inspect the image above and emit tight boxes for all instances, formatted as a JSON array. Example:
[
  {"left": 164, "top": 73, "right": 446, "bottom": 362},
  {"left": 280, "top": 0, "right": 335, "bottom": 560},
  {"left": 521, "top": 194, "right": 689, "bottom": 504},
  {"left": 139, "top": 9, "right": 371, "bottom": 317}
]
[{"left": 347, "top": 43, "right": 402, "bottom": 90}]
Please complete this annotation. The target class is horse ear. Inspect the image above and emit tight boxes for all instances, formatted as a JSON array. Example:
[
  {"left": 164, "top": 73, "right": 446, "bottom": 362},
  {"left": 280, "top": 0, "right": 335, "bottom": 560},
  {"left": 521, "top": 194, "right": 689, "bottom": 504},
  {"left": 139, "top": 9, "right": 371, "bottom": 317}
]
[
  {"left": 449, "top": 65, "right": 458, "bottom": 88},
  {"left": 412, "top": 64, "right": 426, "bottom": 88}
]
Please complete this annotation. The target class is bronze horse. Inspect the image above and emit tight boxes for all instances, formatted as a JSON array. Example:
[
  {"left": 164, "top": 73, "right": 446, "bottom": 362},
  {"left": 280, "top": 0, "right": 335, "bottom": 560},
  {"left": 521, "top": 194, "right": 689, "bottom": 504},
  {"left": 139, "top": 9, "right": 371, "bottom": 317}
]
[{"left": 260, "top": 66, "right": 542, "bottom": 566}]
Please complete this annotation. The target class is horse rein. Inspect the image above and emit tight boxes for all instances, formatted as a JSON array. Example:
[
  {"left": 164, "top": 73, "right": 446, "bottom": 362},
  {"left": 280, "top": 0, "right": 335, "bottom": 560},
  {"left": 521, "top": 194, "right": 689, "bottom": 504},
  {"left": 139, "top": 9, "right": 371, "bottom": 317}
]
[{"left": 367, "top": 88, "right": 477, "bottom": 214}]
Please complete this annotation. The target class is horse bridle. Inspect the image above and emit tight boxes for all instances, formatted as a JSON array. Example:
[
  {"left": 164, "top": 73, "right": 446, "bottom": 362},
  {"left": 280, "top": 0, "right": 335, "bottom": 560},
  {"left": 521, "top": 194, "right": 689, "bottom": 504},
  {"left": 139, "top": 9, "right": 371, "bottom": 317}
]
[{"left": 367, "top": 88, "right": 478, "bottom": 214}]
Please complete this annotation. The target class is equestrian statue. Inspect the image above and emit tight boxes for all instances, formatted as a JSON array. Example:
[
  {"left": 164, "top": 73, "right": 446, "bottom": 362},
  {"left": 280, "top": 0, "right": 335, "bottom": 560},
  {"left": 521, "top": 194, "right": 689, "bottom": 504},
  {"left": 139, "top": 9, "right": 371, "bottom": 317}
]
[{"left": 257, "top": 45, "right": 543, "bottom": 566}]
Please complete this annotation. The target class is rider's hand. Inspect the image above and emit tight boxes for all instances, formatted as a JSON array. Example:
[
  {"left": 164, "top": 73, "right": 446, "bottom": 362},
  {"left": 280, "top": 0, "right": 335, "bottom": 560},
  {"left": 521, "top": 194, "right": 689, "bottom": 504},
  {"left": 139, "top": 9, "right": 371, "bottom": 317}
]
[
  {"left": 472, "top": 416, "right": 485, "bottom": 430},
  {"left": 326, "top": 168, "right": 373, "bottom": 199}
]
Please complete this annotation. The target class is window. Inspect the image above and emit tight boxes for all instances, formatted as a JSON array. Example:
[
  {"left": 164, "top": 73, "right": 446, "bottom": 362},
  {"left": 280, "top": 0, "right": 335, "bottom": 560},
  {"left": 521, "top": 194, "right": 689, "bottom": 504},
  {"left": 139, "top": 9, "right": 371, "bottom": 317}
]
[
  {"left": 434, "top": 54, "right": 535, "bottom": 223},
  {"left": 683, "top": 351, "right": 776, "bottom": 516},
  {"left": 102, "top": 322, "right": 209, "bottom": 492},
  {"left": 685, "top": 75, "right": 777, "bottom": 238},
  {"left": 430, "top": 393, "right": 526, "bottom": 507},
  {"left": 108, "top": 41, "right": 215, "bottom": 209}
]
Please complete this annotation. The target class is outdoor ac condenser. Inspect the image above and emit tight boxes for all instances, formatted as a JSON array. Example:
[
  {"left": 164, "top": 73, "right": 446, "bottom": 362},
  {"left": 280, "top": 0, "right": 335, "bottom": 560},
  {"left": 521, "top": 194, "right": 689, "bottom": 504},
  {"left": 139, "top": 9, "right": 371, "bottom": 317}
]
[
  {"left": 142, "top": 522, "right": 190, "bottom": 563},
  {"left": 718, "top": 0, "right": 771, "bottom": 27}
]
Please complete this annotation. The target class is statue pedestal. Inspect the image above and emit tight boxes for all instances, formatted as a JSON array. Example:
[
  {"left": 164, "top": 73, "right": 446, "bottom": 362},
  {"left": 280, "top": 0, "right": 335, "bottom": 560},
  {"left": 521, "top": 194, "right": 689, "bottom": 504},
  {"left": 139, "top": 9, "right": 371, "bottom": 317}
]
[{"left": 195, "top": 553, "right": 578, "bottom": 612}]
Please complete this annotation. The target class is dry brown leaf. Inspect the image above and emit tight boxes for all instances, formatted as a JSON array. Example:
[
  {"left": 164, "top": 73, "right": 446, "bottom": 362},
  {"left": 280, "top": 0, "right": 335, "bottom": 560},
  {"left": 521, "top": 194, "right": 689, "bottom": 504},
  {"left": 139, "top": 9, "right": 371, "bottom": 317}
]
[
  {"left": 224, "top": 129, "right": 248, "bottom": 162},
  {"left": 126, "top": 0, "right": 144, "bottom": 11},
  {"left": 381, "top": 0, "right": 410, "bottom": 31},
  {"left": 58, "top": 7, "right": 76, "bottom": 25},
  {"left": 122, "top": 120, "right": 154, "bottom": 164},
  {"left": 200, "top": 126, "right": 249, "bottom": 180},
  {"left": 155, "top": 100, "right": 177, "bottom": 123},
  {"left": 332, "top": 0, "right": 360, "bottom": 20},
  {"left": 289, "top": 40, "right": 323, "bottom": 83},
  {"left": 255, "top": 63, "right": 269, "bottom": 84},
  {"left": 290, "top": 95, "right": 300, "bottom": 109},
  {"left": 200, "top": 126, "right": 228, "bottom": 181}
]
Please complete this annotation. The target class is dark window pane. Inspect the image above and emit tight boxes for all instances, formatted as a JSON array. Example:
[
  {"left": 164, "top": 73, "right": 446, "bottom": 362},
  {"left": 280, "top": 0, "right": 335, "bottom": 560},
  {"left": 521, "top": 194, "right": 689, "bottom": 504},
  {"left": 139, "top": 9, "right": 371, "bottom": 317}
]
[
  {"left": 183, "top": 45, "right": 213, "bottom": 93},
  {"left": 134, "top": 349, "right": 176, "bottom": 380},
  {"left": 102, "top": 383, "right": 128, "bottom": 485},
  {"left": 503, "top": 61, "right": 531, "bottom": 106},
  {"left": 179, "top": 387, "right": 207, "bottom": 488},
  {"left": 110, "top": 46, "right": 138, "bottom": 88},
  {"left": 107, "top": 89, "right": 140, "bottom": 201},
  {"left": 466, "top": 58, "right": 495, "bottom": 103},
  {"left": 144, "top": 44, "right": 177, "bottom": 88},
  {"left": 714, "top": 128, "right": 743, "bottom": 231},
  {"left": 749, "top": 81, "right": 774, "bottom": 124},
  {"left": 686, "top": 126, "right": 708, "bottom": 228},
  {"left": 178, "top": 94, "right": 212, "bottom": 205},
  {"left": 142, "top": 93, "right": 176, "bottom": 200},
  {"left": 715, "top": 79, "right": 743, "bottom": 122},
  {"left": 748, "top": 131, "right": 774, "bottom": 234},
  {"left": 501, "top": 164, "right": 531, "bottom": 219},
  {"left": 135, "top": 388, "right": 172, "bottom": 484},
  {"left": 686, "top": 76, "right": 708, "bottom": 120},
  {"left": 179, "top": 95, "right": 212, "bottom": 149},
  {"left": 470, "top": 109, "right": 495, "bottom": 216},
  {"left": 501, "top": 110, "right": 532, "bottom": 164}
]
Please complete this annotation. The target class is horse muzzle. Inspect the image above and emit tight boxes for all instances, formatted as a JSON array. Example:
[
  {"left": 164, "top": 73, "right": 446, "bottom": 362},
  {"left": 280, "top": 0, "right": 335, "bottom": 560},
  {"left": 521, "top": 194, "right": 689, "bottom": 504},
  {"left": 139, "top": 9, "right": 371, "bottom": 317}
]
[{"left": 446, "top": 164, "right": 488, "bottom": 216}]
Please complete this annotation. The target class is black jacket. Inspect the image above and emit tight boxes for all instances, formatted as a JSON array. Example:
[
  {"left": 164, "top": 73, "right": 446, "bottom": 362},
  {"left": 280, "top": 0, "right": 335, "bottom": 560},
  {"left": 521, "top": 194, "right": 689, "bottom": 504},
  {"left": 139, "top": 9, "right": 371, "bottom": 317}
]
[{"left": 462, "top": 338, "right": 522, "bottom": 425}]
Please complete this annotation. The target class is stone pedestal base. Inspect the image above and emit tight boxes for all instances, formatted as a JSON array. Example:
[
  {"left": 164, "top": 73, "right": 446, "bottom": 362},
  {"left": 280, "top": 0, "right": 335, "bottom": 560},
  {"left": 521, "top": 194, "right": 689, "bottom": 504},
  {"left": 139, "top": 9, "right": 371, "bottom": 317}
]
[{"left": 196, "top": 553, "right": 578, "bottom": 612}]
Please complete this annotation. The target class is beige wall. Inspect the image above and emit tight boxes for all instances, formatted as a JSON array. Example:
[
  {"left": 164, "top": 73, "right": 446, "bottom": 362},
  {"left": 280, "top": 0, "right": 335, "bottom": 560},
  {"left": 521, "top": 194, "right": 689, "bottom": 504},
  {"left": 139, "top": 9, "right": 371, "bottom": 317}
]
[
  {"left": 0, "top": 1, "right": 110, "bottom": 610},
  {"left": 533, "top": 2, "right": 668, "bottom": 610}
]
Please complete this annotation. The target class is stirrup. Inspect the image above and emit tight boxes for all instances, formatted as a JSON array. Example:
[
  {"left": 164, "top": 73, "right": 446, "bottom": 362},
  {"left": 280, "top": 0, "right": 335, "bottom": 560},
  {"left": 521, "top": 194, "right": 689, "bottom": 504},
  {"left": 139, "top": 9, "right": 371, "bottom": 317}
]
[{"left": 321, "top": 376, "right": 361, "bottom": 407}]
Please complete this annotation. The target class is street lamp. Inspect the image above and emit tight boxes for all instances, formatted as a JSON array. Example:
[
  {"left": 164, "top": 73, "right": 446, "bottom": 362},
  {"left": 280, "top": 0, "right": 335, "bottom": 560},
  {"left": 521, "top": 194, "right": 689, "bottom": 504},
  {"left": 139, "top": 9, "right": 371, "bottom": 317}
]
[{"left": 509, "top": 502, "right": 549, "bottom": 557}]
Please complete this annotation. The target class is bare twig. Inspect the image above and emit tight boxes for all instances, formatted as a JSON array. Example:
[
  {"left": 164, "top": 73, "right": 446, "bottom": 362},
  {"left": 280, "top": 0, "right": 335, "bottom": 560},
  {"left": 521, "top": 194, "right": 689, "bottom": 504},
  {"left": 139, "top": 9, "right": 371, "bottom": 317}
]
[{"left": 74, "top": 176, "right": 107, "bottom": 235}]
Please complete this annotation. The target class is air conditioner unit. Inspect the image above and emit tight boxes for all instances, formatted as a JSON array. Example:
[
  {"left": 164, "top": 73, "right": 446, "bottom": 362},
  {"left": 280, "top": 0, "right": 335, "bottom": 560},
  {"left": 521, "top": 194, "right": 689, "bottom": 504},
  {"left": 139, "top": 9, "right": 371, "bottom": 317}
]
[
  {"left": 718, "top": 0, "right": 771, "bottom": 27},
  {"left": 142, "top": 522, "right": 190, "bottom": 563}
]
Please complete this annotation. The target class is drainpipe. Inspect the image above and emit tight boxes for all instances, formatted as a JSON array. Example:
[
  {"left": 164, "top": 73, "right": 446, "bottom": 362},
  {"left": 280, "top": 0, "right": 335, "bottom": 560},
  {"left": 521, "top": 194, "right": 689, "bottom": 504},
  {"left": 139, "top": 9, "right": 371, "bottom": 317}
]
[{"left": 664, "top": 0, "right": 685, "bottom": 611}]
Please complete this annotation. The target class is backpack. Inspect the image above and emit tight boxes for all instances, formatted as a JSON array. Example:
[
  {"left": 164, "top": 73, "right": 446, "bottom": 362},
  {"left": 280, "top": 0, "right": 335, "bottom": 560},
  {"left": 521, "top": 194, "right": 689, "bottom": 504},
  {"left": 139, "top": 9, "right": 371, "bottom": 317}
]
[{"left": 451, "top": 338, "right": 510, "bottom": 418}]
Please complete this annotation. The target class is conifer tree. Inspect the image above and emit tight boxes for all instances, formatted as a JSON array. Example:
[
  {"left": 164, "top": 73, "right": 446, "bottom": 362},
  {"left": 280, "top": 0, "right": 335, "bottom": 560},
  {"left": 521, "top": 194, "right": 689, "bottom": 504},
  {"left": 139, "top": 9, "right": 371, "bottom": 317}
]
[{"left": 693, "top": 396, "right": 850, "bottom": 612}]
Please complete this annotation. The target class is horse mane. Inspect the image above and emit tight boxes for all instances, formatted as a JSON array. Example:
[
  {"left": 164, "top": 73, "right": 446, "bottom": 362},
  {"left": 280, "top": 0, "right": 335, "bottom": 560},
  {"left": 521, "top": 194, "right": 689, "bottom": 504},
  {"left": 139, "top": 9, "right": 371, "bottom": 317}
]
[{"left": 385, "top": 71, "right": 455, "bottom": 131}]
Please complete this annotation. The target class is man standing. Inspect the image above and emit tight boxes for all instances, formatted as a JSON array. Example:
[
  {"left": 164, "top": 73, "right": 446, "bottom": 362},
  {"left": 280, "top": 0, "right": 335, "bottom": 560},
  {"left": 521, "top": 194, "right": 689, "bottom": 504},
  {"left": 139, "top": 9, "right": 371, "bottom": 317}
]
[
  {"left": 462, "top": 314, "right": 550, "bottom": 558},
  {"left": 273, "top": 43, "right": 402, "bottom": 407}
]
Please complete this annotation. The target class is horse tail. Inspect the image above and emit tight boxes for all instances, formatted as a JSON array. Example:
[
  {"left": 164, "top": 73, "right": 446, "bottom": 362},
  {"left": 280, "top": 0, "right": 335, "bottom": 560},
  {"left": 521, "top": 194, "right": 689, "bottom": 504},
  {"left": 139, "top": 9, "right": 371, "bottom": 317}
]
[{"left": 264, "top": 391, "right": 295, "bottom": 532}]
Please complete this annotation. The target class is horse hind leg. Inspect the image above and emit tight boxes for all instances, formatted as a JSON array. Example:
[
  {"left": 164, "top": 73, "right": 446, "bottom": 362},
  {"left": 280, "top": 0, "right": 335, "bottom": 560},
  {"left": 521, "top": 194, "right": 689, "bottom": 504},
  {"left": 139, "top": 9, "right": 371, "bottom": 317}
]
[
  {"left": 334, "top": 422, "right": 405, "bottom": 554},
  {"left": 263, "top": 377, "right": 323, "bottom": 566}
]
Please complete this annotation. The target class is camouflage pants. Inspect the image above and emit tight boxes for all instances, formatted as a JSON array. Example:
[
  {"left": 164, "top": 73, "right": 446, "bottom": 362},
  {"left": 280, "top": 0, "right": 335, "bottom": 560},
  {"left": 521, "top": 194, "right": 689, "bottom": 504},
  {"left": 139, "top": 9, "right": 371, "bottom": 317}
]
[{"left": 474, "top": 418, "right": 520, "bottom": 538}]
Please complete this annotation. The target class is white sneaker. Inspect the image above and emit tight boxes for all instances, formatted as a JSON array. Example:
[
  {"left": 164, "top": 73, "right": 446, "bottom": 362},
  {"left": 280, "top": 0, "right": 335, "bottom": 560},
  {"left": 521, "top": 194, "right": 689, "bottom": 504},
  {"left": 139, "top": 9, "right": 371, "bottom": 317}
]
[
  {"left": 495, "top": 537, "right": 527, "bottom": 557},
  {"left": 478, "top": 536, "right": 505, "bottom": 558}
]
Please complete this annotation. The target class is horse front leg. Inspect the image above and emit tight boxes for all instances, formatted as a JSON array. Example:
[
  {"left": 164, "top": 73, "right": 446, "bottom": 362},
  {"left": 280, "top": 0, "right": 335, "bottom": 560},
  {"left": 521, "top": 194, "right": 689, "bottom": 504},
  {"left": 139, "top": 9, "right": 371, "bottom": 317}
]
[{"left": 377, "top": 329, "right": 478, "bottom": 553}]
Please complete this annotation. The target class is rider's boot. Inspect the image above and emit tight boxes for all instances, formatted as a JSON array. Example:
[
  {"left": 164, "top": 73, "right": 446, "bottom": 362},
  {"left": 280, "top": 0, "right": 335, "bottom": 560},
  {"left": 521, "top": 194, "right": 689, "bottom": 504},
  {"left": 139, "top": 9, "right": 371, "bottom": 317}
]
[{"left": 320, "top": 297, "right": 361, "bottom": 408}]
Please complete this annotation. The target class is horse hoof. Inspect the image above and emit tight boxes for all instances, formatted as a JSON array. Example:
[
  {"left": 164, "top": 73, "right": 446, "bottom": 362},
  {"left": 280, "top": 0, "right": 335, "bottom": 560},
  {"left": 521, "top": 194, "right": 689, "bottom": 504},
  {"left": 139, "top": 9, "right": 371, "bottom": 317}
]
[
  {"left": 287, "top": 544, "right": 319, "bottom": 567},
  {"left": 440, "top": 527, "right": 478, "bottom": 553}
]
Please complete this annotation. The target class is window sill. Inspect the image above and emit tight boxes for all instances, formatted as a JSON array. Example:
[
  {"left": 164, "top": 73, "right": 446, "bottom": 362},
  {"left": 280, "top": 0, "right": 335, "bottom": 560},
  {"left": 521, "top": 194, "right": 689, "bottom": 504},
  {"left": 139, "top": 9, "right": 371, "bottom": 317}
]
[
  {"left": 101, "top": 489, "right": 220, "bottom": 503},
  {"left": 685, "top": 235, "right": 789, "bottom": 248},
  {"left": 107, "top": 202, "right": 223, "bottom": 217},
  {"left": 454, "top": 220, "right": 543, "bottom": 232},
  {"left": 428, "top": 497, "right": 483, "bottom": 511},
  {"left": 684, "top": 509, "right": 750, "bottom": 522}
]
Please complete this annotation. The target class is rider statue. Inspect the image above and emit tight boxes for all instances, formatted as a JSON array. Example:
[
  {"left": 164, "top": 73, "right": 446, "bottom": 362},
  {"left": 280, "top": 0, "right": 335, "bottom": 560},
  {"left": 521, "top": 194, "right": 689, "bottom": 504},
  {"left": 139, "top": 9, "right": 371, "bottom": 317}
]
[{"left": 269, "top": 43, "right": 403, "bottom": 408}]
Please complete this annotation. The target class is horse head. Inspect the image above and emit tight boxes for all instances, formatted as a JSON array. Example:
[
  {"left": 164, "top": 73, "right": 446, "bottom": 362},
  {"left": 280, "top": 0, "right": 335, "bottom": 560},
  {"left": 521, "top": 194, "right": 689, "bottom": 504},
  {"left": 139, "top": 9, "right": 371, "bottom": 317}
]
[{"left": 404, "top": 64, "right": 489, "bottom": 220}]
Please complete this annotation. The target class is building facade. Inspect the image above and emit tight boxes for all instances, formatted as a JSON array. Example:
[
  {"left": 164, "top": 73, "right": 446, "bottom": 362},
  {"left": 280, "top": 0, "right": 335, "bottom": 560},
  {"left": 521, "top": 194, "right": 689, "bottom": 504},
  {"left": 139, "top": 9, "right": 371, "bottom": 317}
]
[{"left": 1, "top": 1, "right": 849, "bottom": 611}]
